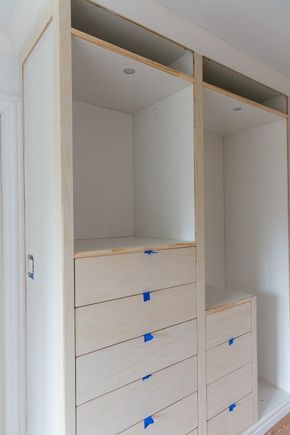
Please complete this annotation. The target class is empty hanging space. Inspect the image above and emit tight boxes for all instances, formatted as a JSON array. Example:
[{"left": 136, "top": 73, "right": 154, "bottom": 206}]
[
  {"left": 203, "top": 83, "right": 290, "bottom": 432},
  {"left": 71, "top": 32, "right": 195, "bottom": 257}
]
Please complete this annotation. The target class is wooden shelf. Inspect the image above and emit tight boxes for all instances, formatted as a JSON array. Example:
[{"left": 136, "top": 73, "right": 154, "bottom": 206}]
[
  {"left": 74, "top": 237, "right": 196, "bottom": 258},
  {"left": 205, "top": 285, "right": 254, "bottom": 315}
]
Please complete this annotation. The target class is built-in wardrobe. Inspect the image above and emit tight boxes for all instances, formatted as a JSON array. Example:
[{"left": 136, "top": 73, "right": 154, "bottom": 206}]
[{"left": 21, "top": 1, "right": 290, "bottom": 435}]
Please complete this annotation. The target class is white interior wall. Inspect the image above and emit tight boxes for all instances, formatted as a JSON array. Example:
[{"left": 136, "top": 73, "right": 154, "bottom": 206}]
[
  {"left": 224, "top": 120, "right": 290, "bottom": 392},
  {"left": 73, "top": 100, "right": 134, "bottom": 239},
  {"left": 24, "top": 23, "right": 64, "bottom": 435},
  {"left": 169, "top": 52, "right": 193, "bottom": 76},
  {"left": 0, "top": 52, "right": 18, "bottom": 96},
  {"left": 133, "top": 86, "right": 194, "bottom": 241},
  {"left": 204, "top": 133, "right": 225, "bottom": 287}
]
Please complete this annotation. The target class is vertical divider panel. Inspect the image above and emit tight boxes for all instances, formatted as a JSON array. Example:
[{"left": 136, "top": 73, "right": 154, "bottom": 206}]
[{"left": 194, "top": 53, "right": 207, "bottom": 434}]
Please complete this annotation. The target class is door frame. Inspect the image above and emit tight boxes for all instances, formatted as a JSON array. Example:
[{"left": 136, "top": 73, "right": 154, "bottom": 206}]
[{"left": 0, "top": 93, "right": 25, "bottom": 435}]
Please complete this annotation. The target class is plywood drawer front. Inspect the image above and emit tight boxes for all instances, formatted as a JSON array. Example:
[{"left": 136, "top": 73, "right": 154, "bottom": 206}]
[
  {"left": 76, "top": 284, "right": 196, "bottom": 356},
  {"left": 76, "top": 320, "right": 197, "bottom": 405},
  {"left": 207, "top": 333, "right": 252, "bottom": 385},
  {"left": 208, "top": 394, "right": 254, "bottom": 435},
  {"left": 122, "top": 393, "right": 198, "bottom": 434},
  {"left": 206, "top": 302, "right": 252, "bottom": 350},
  {"left": 77, "top": 356, "right": 197, "bottom": 435},
  {"left": 207, "top": 363, "right": 253, "bottom": 419},
  {"left": 75, "top": 247, "right": 196, "bottom": 306}
]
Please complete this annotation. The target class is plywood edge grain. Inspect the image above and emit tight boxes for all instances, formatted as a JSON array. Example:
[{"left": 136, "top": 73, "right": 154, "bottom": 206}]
[
  {"left": 74, "top": 240, "right": 196, "bottom": 258},
  {"left": 71, "top": 27, "right": 195, "bottom": 85},
  {"left": 206, "top": 296, "right": 254, "bottom": 316},
  {"left": 203, "top": 82, "right": 288, "bottom": 120}
]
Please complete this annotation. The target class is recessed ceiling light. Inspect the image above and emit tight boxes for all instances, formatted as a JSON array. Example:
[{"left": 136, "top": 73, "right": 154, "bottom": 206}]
[
  {"left": 233, "top": 107, "right": 242, "bottom": 111},
  {"left": 123, "top": 67, "right": 136, "bottom": 75}
]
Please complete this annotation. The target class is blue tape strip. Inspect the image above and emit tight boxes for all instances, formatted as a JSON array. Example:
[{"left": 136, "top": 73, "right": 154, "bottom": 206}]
[
  {"left": 229, "top": 403, "right": 236, "bottom": 412},
  {"left": 143, "top": 291, "right": 151, "bottom": 302},
  {"left": 229, "top": 338, "right": 235, "bottom": 346},
  {"left": 144, "top": 249, "right": 159, "bottom": 255},
  {"left": 144, "top": 416, "right": 154, "bottom": 429},
  {"left": 142, "top": 374, "right": 152, "bottom": 381},
  {"left": 143, "top": 333, "right": 154, "bottom": 342}
]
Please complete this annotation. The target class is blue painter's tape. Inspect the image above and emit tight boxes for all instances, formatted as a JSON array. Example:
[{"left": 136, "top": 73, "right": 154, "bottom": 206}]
[
  {"left": 229, "top": 337, "right": 235, "bottom": 346},
  {"left": 144, "top": 416, "right": 154, "bottom": 429},
  {"left": 142, "top": 374, "right": 152, "bottom": 381},
  {"left": 144, "top": 249, "right": 159, "bottom": 255},
  {"left": 229, "top": 403, "right": 236, "bottom": 412},
  {"left": 144, "top": 333, "right": 154, "bottom": 342},
  {"left": 143, "top": 291, "right": 151, "bottom": 302}
]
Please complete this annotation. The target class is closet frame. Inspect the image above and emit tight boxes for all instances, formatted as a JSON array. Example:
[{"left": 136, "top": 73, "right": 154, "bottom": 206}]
[{"left": 20, "top": 1, "right": 290, "bottom": 435}]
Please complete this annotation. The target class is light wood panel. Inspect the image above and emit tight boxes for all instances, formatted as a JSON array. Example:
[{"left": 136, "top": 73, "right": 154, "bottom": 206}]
[
  {"left": 76, "top": 320, "right": 197, "bottom": 404},
  {"left": 77, "top": 356, "right": 197, "bottom": 435},
  {"left": 194, "top": 52, "right": 207, "bottom": 435},
  {"left": 206, "top": 302, "right": 252, "bottom": 350},
  {"left": 122, "top": 393, "right": 198, "bottom": 434},
  {"left": 205, "top": 286, "right": 253, "bottom": 315},
  {"left": 75, "top": 246, "right": 196, "bottom": 306},
  {"left": 207, "top": 363, "right": 253, "bottom": 420},
  {"left": 76, "top": 283, "right": 196, "bottom": 355},
  {"left": 206, "top": 332, "right": 252, "bottom": 385},
  {"left": 71, "top": 27, "right": 195, "bottom": 84},
  {"left": 74, "top": 237, "right": 196, "bottom": 258},
  {"left": 208, "top": 394, "right": 254, "bottom": 435}
]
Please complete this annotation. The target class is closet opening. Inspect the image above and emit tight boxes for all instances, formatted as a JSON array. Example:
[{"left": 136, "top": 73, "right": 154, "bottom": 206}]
[
  {"left": 203, "top": 57, "right": 287, "bottom": 115},
  {"left": 204, "top": 85, "right": 290, "bottom": 425},
  {"left": 71, "top": 0, "right": 194, "bottom": 77},
  {"left": 71, "top": 32, "right": 195, "bottom": 256}
]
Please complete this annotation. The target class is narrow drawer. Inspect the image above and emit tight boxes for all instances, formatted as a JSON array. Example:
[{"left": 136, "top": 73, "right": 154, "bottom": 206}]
[
  {"left": 207, "top": 363, "right": 253, "bottom": 419},
  {"left": 76, "top": 284, "right": 196, "bottom": 356},
  {"left": 207, "top": 333, "right": 252, "bottom": 385},
  {"left": 77, "top": 356, "right": 197, "bottom": 435},
  {"left": 122, "top": 393, "right": 198, "bottom": 434},
  {"left": 206, "top": 302, "right": 252, "bottom": 350},
  {"left": 75, "top": 247, "right": 196, "bottom": 306},
  {"left": 76, "top": 320, "right": 197, "bottom": 405},
  {"left": 208, "top": 394, "right": 254, "bottom": 435}
]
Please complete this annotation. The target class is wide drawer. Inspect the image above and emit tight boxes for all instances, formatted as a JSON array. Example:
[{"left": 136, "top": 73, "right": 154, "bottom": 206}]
[
  {"left": 76, "top": 284, "right": 196, "bottom": 356},
  {"left": 76, "top": 320, "right": 197, "bottom": 405},
  {"left": 122, "top": 393, "right": 198, "bottom": 434},
  {"left": 75, "top": 247, "right": 196, "bottom": 306},
  {"left": 77, "top": 356, "right": 197, "bottom": 435},
  {"left": 207, "top": 363, "right": 253, "bottom": 419},
  {"left": 208, "top": 394, "right": 254, "bottom": 435},
  {"left": 206, "top": 302, "right": 252, "bottom": 350},
  {"left": 207, "top": 333, "right": 252, "bottom": 385}
]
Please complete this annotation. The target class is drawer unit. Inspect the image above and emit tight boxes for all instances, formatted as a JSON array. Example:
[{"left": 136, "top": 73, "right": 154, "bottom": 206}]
[
  {"left": 206, "top": 332, "right": 252, "bottom": 385},
  {"left": 207, "top": 363, "right": 253, "bottom": 419},
  {"left": 76, "top": 320, "right": 197, "bottom": 404},
  {"left": 76, "top": 283, "right": 196, "bottom": 355},
  {"left": 207, "top": 394, "right": 255, "bottom": 435},
  {"left": 77, "top": 356, "right": 197, "bottom": 435},
  {"left": 75, "top": 246, "right": 196, "bottom": 306},
  {"left": 122, "top": 393, "right": 198, "bottom": 434},
  {"left": 206, "top": 302, "right": 252, "bottom": 350}
]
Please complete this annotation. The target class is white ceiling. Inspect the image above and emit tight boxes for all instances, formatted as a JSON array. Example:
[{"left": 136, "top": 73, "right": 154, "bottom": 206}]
[
  {"left": 0, "top": 0, "right": 17, "bottom": 29},
  {"left": 156, "top": 0, "right": 290, "bottom": 78}
]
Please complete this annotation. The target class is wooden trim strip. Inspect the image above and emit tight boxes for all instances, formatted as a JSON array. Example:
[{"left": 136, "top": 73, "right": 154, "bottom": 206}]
[
  {"left": 71, "top": 27, "right": 195, "bottom": 84},
  {"left": 203, "top": 81, "right": 288, "bottom": 119}
]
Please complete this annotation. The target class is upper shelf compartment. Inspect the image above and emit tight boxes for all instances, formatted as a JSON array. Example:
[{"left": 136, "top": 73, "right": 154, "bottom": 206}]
[
  {"left": 71, "top": 0, "right": 194, "bottom": 77},
  {"left": 203, "top": 57, "right": 287, "bottom": 115}
]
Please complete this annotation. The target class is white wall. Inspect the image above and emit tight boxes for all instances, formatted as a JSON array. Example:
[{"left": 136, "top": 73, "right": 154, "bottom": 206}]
[
  {"left": 73, "top": 100, "right": 134, "bottom": 239},
  {"left": 134, "top": 86, "right": 194, "bottom": 241},
  {"left": 204, "top": 133, "right": 225, "bottom": 287},
  {"left": 224, "top": 120, "right": 290, "bottom": 392},
  {"left": 0, "top": 52, "right": 18, "bottom": 96}
]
